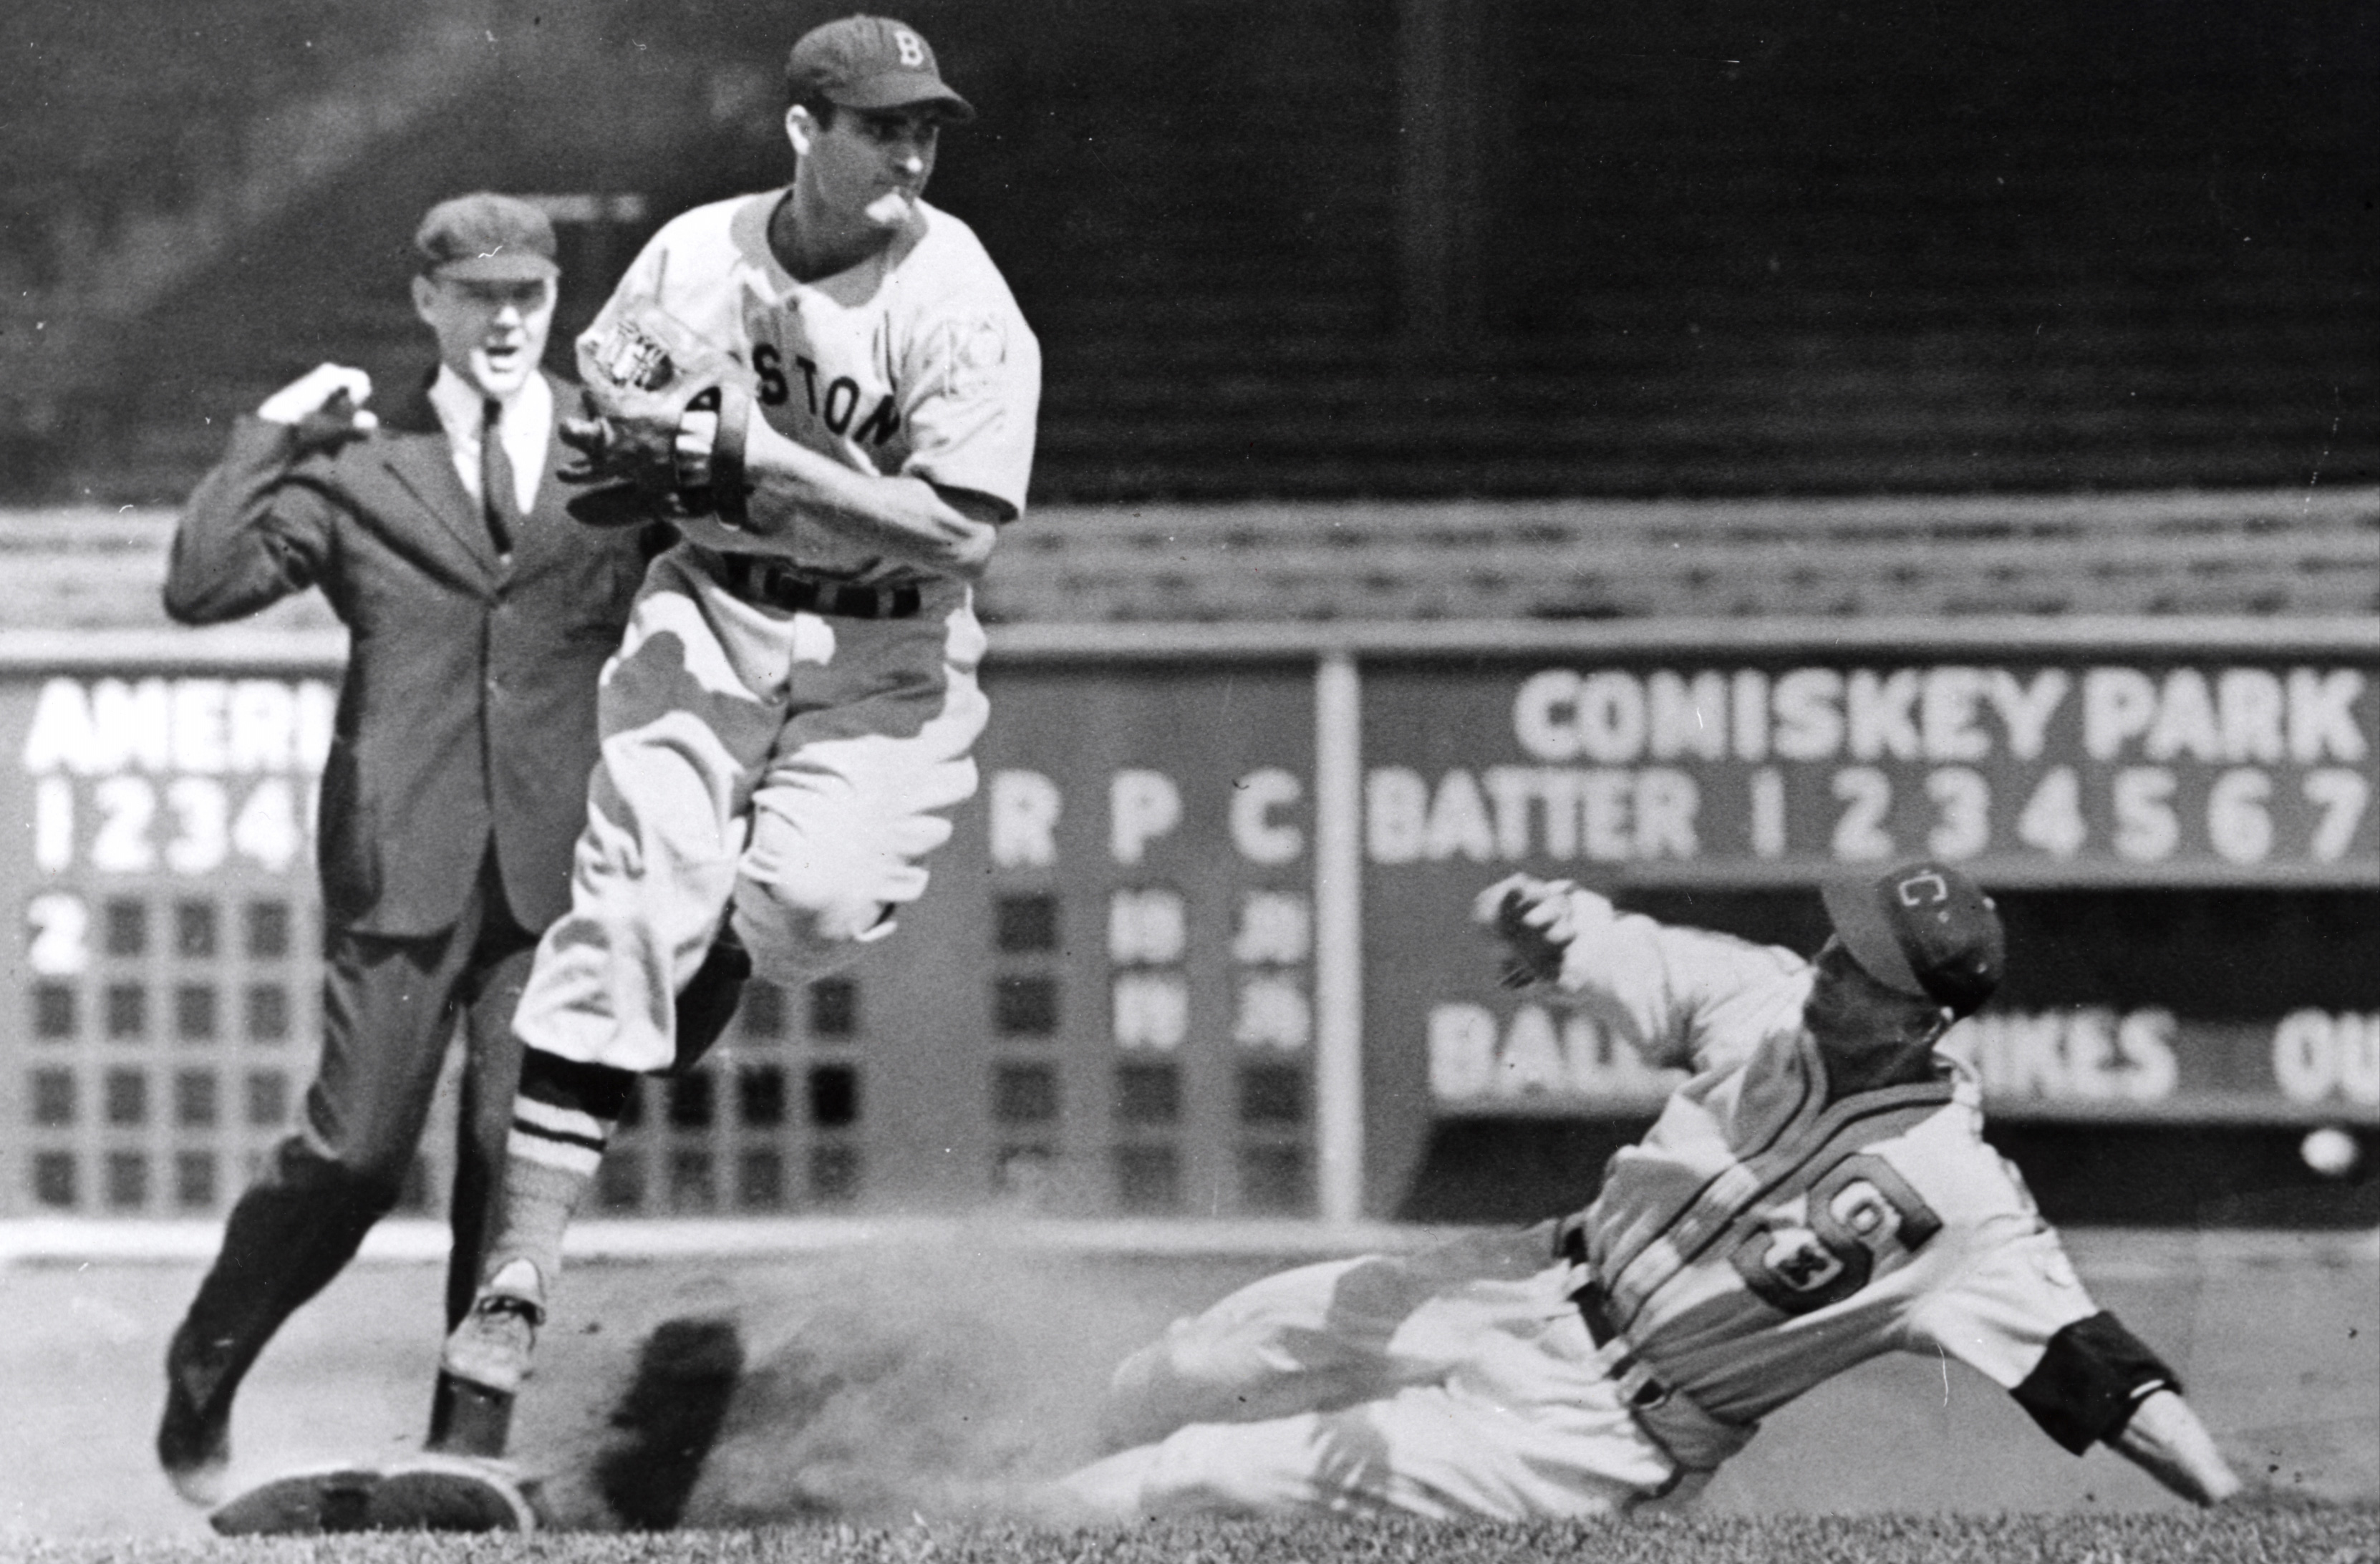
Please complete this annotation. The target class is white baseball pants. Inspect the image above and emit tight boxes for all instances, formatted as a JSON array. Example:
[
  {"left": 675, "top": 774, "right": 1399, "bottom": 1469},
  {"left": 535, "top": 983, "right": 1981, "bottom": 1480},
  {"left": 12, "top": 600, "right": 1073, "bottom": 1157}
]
[
  {"left": 1053, "top": 1229, "right": 1682, "bottom": 1521},
  {"left": 513, "top": 544, "right": 987, "bottom": 1074}
]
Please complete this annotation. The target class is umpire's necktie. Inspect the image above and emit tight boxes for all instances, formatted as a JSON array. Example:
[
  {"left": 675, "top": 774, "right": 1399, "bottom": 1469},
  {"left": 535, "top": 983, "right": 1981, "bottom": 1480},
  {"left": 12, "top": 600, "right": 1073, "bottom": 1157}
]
[{"left": 479, "top": 397, "right": 518, "bottom": 560}]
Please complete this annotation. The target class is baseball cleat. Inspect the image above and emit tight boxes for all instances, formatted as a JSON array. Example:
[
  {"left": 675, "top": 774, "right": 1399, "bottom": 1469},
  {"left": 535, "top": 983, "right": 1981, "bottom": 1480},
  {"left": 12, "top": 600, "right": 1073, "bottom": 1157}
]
[
  {"left": 445, "top": 1258, "right": 546, "bottom": 1394},
  {"left": 208, "top": 1454, "right": 540, "bottom": 1535},
  {"left": 157, "top": 1323, "right": 239, "bottom": 1507},
  {"left": 433, "top": 1258, "right": 546, "bottom": 1457},
  {"left": 208, "top": 1463, "right": 380, "bottom": 1535},
  {"left": 372, "top": 1453, "right": 543, "bottom": 1533}
]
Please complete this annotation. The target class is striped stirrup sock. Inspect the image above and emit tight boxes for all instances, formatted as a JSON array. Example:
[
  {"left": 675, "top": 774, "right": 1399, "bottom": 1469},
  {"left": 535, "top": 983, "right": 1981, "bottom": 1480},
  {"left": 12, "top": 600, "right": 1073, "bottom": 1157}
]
[{"left": 487, "top": 1049, "right": 639, "bottom": 1286}]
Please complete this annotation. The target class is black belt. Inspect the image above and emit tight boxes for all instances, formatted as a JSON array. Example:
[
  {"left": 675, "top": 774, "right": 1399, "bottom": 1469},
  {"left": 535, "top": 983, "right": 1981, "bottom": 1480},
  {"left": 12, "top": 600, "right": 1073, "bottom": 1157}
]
[
  {"left": 1572, "top": 1281, "right": 1674, "bottom": 1411},
  {"left": 718, "top": 553, "right": 922, "bottom": 620},
  {"left": 1574, "top": 1279, "right": 1622, "bottom": 1349}
]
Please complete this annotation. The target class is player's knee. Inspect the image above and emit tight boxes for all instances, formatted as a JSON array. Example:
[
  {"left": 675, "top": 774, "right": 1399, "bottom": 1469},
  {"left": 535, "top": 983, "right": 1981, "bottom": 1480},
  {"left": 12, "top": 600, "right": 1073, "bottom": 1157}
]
[
  {"left": 267, "top": 1133, "right": 410, "bottom": 1218},
  {"left": 339, "top": 1149, "right": 418, "bottom": 1209},
  {"left": 734, "top": 863, "right": 926, "bottom": 979},
  {"left": 1095, "top": 1313, "right": 1282, "bottom": 1451},
  {"left": 1148, "top": 1313, "right": 1249, "bottom": 1384},
  {"left": 730, "top": 890, "right": 892, "bottom": 982}
]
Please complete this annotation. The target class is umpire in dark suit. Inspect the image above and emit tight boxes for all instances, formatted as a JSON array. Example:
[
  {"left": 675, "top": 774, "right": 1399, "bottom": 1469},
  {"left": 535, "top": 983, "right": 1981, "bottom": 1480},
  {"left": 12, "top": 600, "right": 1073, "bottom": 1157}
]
[{"left": 155, "top": 193, "right": 665, "bottom": 1505}]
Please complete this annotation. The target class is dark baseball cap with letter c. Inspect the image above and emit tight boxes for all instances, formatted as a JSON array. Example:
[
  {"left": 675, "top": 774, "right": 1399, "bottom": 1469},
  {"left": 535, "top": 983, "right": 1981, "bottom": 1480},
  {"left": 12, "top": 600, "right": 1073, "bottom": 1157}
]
[
  {"left": 785, "top": 14, "right": 975, "bottom": 122},
  {"left": 1822, "top": 860, "right": 2006, "bottom": 1018}
]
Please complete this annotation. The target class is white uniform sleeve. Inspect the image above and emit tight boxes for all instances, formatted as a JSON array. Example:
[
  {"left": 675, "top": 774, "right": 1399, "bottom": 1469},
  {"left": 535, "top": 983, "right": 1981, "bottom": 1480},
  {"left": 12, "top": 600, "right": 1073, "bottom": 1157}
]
[
  {"left": 579, "top": 226, "right": 675, "bottom": 349},
  {"left": 1903, "top": 1213, "right": 2101, "bottom": 1391},
  {"left": 1552, "top": 890, "right": 1811, "bottom": 1074},
  {"left": 897, "top": 296, "right": 1040, "bottom": 519}
]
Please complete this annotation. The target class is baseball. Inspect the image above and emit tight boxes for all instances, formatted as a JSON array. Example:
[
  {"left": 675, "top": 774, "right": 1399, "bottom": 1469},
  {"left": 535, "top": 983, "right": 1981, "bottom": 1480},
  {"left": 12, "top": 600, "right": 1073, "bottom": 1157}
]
[{"left": 2299, "top": 1126, "right": 2361, "bottom": 1178}]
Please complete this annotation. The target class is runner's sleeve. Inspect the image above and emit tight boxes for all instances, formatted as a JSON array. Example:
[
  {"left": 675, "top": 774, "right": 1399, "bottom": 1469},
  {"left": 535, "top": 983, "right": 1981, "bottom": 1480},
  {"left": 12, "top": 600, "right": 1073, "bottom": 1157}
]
[
  {"left": 1553, "top": 890, "right": 1810, "bottom": 1074},
  {"left": 581, "top": 229, "right": 672, "bottom": 344},
  {"left": 1905, "top": 1215, "right": 2175, "bottom": 1451},
  {"left": 896, "top": 296, "right": 1040, "bottom": 520},
  {"left": 2008, "top": 1311, "right": 2182, "bottom": 1453}
]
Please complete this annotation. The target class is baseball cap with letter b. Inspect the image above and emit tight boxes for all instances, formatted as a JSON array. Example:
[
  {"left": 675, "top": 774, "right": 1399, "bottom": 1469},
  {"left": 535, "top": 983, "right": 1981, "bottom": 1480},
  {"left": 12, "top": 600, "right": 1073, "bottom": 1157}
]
[
  {"left": 785, "top": 14, "right": 974, "bottom": 122},
  {"left": 1822, "top": 861, "right": 2006, "bottom": 1018}
]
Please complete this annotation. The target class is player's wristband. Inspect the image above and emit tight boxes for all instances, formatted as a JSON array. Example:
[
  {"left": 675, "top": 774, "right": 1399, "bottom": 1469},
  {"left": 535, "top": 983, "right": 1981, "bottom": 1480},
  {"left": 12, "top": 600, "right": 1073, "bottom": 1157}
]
[
  {"left": 707, "top": 384, "right": 753, "bottom": 532},
  {"left": 2011, "top": 1311, "right": 2180, "bottom": 1454}
]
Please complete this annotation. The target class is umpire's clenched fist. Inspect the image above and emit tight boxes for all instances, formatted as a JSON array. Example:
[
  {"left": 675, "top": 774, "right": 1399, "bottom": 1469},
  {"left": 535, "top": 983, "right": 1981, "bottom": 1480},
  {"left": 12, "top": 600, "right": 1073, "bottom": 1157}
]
[{"left": 256, "top": 364, "right": 379, "bottom": 455}]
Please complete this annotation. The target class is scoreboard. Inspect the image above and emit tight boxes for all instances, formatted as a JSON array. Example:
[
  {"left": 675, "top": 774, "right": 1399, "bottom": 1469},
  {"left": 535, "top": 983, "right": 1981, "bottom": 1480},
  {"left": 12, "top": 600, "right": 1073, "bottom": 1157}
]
[{"left": 6, "top": 619, "right": 2376, "bottom": 1223}]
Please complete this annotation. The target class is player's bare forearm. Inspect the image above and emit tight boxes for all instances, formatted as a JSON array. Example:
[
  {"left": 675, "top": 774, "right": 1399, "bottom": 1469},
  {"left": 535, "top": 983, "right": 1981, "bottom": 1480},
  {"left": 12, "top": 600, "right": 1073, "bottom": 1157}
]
[
  {"left": 728, "top": 419, "right": 1001, "bottom": 580},
  {"left": 2108, "top": 1389, "right": 2243, "bottom": 1506}
]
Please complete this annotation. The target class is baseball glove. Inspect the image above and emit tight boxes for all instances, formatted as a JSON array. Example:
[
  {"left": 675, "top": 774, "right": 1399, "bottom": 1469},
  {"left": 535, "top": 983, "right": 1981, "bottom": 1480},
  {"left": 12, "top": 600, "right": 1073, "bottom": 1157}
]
[{"left": 562, "top": 303, "right": 755, "bottom": 529}]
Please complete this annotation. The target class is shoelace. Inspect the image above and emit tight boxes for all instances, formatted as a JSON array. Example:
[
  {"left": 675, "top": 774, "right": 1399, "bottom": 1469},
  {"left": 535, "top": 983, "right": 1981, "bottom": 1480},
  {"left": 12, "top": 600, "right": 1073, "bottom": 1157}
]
[{"left": 475, "top": 1294, "right": 543, "bottom": 1328}]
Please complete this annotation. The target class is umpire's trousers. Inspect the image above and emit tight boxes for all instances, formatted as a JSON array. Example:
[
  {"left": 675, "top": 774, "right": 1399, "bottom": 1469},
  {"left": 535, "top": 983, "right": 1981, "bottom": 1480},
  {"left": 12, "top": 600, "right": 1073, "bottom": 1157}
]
[{"left": 172, "top": 851, "right": 538, "bottom": 1394}]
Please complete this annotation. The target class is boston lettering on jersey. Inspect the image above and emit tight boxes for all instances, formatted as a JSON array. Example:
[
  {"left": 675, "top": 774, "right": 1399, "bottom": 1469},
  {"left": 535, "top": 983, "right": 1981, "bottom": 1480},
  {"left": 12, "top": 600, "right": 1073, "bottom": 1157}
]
[{"left": 750, "top": 343, "right": 901, "bottom": 445}]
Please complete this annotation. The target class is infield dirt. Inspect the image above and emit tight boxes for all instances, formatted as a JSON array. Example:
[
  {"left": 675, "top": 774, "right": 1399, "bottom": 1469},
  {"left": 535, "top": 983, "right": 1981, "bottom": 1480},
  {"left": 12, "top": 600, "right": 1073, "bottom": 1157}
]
[{"left": 3, "top": 1223, "right": 2370, "bottom": 1540}]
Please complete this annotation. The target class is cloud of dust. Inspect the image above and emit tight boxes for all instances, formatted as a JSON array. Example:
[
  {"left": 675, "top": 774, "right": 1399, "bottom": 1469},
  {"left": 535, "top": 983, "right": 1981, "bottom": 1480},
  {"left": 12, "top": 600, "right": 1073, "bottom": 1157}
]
[{"left": 644, "top": 1230, "right": 1209, "bottom": 1527}]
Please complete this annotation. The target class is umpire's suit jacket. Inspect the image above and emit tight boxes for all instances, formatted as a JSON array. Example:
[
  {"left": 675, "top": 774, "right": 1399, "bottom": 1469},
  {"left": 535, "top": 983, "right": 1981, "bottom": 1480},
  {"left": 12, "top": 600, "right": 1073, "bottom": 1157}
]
[{"left": 164, "top": 371, "right": 654, "bottom": 938}]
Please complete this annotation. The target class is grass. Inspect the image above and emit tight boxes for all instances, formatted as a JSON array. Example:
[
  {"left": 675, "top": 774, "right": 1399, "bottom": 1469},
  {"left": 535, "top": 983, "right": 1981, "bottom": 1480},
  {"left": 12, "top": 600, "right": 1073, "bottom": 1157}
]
[{"left": 13, "top": 1508, "right": 2380, "bottom": 1564}]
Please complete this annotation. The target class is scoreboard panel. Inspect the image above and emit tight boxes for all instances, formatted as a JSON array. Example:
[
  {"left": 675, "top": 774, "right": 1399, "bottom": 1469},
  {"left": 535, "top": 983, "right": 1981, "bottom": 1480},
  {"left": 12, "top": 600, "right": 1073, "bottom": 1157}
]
[
  {"left": 6, "top": 668, "right": 334, "bottom": 1218},
  {"left": 5, "top": 621, "right": 2375, "bottom": 1223}
]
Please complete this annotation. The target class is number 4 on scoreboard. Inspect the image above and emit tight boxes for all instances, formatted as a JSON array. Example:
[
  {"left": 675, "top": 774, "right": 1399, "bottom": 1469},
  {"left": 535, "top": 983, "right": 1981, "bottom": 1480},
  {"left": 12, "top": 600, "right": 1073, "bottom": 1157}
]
[{"left": 2017, "top": 767, "right": 2086, "bottom": 859}]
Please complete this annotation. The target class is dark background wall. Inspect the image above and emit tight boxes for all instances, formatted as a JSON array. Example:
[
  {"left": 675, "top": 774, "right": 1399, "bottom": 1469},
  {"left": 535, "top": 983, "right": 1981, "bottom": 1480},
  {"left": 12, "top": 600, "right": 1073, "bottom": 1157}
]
[
  {"left": 1401, "top": 887, "right": 2380, "bottom": 1229},
  {"left": 2, "top": 0, "right": 2371, "bottom": 503}
]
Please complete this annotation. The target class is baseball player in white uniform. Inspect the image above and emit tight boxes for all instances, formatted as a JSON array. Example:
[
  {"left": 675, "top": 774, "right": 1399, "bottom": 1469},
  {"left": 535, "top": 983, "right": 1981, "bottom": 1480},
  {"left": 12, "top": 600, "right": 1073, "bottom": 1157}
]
[
  {"left": 427, "top": 12, "right": 1041, "bottom": 1468},
  {"left": 1047, "top": 863, "right": 2245, "bottom": 1522}
]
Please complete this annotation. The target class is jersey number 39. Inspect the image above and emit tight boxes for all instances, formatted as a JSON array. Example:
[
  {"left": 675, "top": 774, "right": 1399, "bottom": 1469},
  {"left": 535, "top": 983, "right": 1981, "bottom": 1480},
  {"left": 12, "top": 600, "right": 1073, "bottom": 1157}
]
[{"left": 1731, "top": 1154, "right": 1944, "bottom": 1316}]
